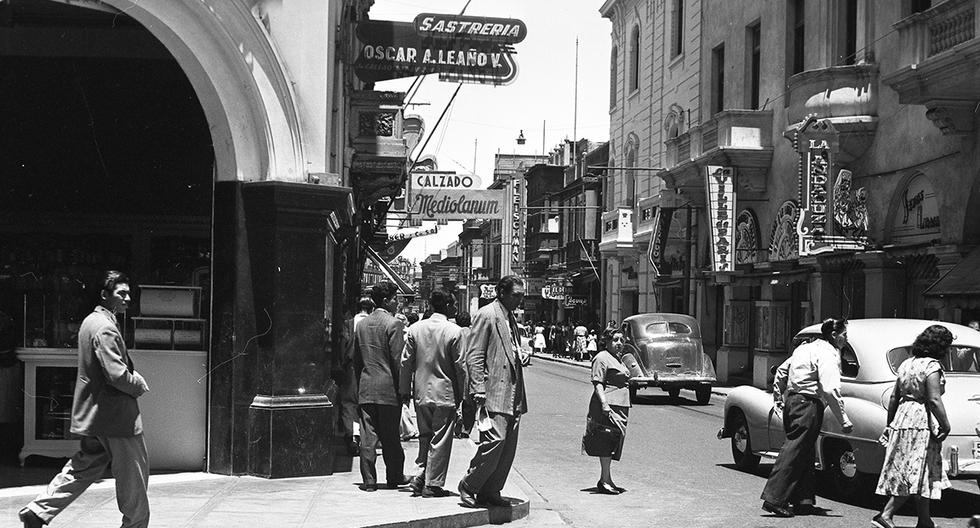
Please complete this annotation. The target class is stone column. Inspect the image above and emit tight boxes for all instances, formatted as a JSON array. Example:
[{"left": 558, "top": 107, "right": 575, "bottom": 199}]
[{"left": 857, "top": 251, "right": 903, "bottom": 318}]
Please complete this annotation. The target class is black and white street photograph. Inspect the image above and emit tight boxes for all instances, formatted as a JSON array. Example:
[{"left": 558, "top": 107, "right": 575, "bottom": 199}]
[{"left": 1, "top": 0, "right": 980, "bottom": 527}]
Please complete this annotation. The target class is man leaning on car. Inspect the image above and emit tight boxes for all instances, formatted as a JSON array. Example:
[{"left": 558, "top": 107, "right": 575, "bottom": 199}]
[{"left": 760, "top": 318, "right": 854, "bottom": 518}]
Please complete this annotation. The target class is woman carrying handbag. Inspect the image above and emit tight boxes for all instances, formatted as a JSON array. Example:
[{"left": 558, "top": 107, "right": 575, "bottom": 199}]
[
  {"left": 872, "top": 325, "right": 952, "bottom": 528},
  {"left": 582, "top": 330, "right": 631, "bottom": 495}
]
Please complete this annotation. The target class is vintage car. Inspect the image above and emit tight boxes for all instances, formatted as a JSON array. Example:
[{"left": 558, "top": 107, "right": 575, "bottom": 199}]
[
  {"left": 620, "top": 313, "right": 717, "bottom": 404},
  {"left": 717, "top": 319, "right": 980, "bottom": 496}
]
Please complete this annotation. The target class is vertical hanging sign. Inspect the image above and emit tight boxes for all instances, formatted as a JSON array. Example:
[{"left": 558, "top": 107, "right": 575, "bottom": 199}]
[
  {"left": 705, "top": 166, "right": 736, "bottom": 272},
  {"left": 795, "top": 116, "right": 869, "bottom": 255},
  {"left": 511, "top": 176, "right": 525, "bottom": 273}
]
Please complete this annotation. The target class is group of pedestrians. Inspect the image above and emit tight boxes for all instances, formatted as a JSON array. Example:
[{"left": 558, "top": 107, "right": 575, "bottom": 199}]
[
  {"left": 760, "top": 318, "right": 956, "bottom": 528},
  {"left": 351, "top": 276, "right": 528, "bottom": 507},
  {"left": 530, "top": 321, "right": 601, "bottom": 362}
]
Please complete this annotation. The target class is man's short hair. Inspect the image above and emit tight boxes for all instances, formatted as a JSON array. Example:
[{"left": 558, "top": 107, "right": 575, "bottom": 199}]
[
  {"left": 496, "top": 275, "right": 525, "bottom": 295},
  {"left": 358, "top": 297, "right": 375, "bottom": 313},
  {"left": 430, "top": 288, "right": 455, "bottom": 312},
  {"left": 455, "top": 311, "right": 471, "bottom": 327},
  {"left": 407, "top": 312, "right": 420, "bottom": 325},
  {"left": 820, "top": 318, "right": 847, "bottom": 340},
  {"left": 370, "top": 282, "right": 399, "bottom": 307},
  {"left": 98, "top": 270, "right": 130, "bottom": 294}
]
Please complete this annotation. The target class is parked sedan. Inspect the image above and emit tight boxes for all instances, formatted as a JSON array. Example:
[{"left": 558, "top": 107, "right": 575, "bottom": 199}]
[
  {"left": 620, "top": 313, "right": 716, "bottom": 404},
  {"left": 717, "top": 319, "right": 980, "bottom": 496}
]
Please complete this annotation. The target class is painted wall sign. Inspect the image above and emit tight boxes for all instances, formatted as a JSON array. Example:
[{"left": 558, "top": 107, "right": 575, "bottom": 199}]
[
  {"left": 795, "top": 117, "right": 868, "bottom": 256},
  {"left": 706, "top": 166, "right": 736, "bottom": 272},
  {"left": 891, "top": 174, "right": 941, "bottom": 244},
  {"left": 408, "top": 189, "right": 504, "bottom": 221},
  {"left": 354, "top": 20, "right": 518, "bottom": 85},
  {"left": 414, "top": 13, "right": 527, "bottom": 44}
]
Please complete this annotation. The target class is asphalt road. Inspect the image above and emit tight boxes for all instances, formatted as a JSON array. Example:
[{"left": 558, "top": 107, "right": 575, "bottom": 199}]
[{"left": 502, "top": 359, "right": 980, "bottom": 528}]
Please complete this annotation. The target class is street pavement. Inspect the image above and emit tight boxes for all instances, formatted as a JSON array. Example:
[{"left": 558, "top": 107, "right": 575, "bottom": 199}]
[
  {"left": 506, "top": 353, "right": 980, "bottom": 528},
  {"left": 0, "top": 434, "right": 529, "bottom": 528}
]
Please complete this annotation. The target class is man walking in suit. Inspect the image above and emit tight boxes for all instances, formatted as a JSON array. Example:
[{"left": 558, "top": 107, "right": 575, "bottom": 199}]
[
  {"left": 400, "top": 288, "right": 464, "bottom": 498},
  {"left": 354, "top": 281, "right": 410, "bottom": 491},
  {"left": 458, "top": 275, "right": 527, "bottom": 508},
  {"left": 19, "top": 270, "right": 150, "bottom": 528}
]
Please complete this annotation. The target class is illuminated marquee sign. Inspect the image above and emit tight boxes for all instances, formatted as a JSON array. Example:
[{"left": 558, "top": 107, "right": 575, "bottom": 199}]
[
  {"left": 705, "top": 166, "right": 736, "bottom": 272},
  {"left": 511, "top": 178, "right": 524, "bottom": 271},
  {"left": 795, "top": 116, "right": 869, "bottom": 256},
  {"left": 414, "top": 13, "right": 527, "bottom": 43}
]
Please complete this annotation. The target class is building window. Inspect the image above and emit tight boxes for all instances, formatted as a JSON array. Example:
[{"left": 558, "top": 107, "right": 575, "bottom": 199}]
[
  {"left": 610, "top": 47, "right": 618, "bottom": 108},
  {"left": 671, "top": 0, "right": 684, "bottom": 58},
  {"left": 711, "top": 43, "right": 725, "bottom": 115},
  {"left": 789, "top": 0, "right": 806, "bottom": 75},
  {"left": 625, "top": 145, "right": 636, "bottom": 207},
  {"left": 605, "top": 158, "right": 616, "bottom": 211},
  {"left": 629, "top": 26, "right": 640, "bottom": 93},
  {"left": 839, "top": 0, "right": 858, "bottom": 65},
  {"left": 746, "top": 21, "right": 761, "bottom": 109}
]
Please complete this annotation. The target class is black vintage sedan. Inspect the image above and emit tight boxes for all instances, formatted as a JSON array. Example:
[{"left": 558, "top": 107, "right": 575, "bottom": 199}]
[{"left": 620, "top": 313, "right": 717, "bottom": 404}]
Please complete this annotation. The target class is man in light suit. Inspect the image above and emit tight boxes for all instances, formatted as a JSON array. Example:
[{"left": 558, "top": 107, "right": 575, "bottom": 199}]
[
  {"left": 400, "top": 288, "right": 464, "bottom": 498},
  {"left": 458, "top": 275, "right": 527, "bottom": 508},
  {"left": 19, "top": 270, "right": 150, "bottom": 528},
  {"left": 353, "top": 281, "right": 410, "bottom": 492}
]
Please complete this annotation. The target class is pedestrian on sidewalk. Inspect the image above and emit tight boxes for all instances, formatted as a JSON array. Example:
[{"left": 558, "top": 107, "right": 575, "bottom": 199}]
[
  {"left": 397, "top": 312, "right": 419, "bottom": 442},
  {"left": 400, "top": 288, "right": 464, "bottom": 498},
  {"left": 458, "top": 275, "right": 528, "bottom": 508},
  {"left": 19, "top": 270, "right": 151, "bottom": 528},
  {"left": 584, "top": 330, "right": 631, "bottom": 495},
  {"left": 454, "top": 311, "right": 475, "bottom": 439},
  {"left": 532, "top": 323, "right": 546, "bottom": 357},
  {"left": 760, "top": 318, "right": 853, "bottom": 517},
  {"left": 354, "top": 282, "right": 410, "bottom": 492},
  {"left": 871, "top": 324, "right": 952, "bottom": 528}
]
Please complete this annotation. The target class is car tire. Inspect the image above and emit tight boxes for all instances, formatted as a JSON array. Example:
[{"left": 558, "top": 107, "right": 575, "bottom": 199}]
[
  {"left": 822, "top": 439, "right": 873, "bottom": 500},
  {"left": 667, "top": 388, "right": 680, "bottom": 400},
  {"left": 695, "top": 386, "right": 711, "bottom": 405},
  {"left": 729, "top": 410, "right": 760, "bottom": 471}
]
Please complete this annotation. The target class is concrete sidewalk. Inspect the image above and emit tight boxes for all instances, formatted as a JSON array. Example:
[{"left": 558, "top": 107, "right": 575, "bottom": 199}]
[{"left": 0, "top": 437, "right": 529, "bottom": 528}]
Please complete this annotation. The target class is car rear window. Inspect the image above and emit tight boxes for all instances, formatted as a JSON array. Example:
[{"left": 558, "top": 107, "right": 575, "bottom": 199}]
[
  {"left": 643, "top": 322, "right": 692, "bottom": 335},
  {"left": 887, "top": 346, "right": 980, "bottom": 374}
]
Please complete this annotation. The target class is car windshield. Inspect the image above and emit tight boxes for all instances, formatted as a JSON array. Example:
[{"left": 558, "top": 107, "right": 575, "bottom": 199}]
[{"left": 886, "top": 346, "right": 980, "bottom": 374}]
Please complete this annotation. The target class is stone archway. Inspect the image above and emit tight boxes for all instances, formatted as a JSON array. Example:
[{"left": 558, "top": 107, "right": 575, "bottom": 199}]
[{"left": 91, "top": 0, "right": 306, "bottom": 183}]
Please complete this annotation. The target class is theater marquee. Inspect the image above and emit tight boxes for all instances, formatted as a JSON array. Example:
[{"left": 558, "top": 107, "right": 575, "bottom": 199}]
[{"left": 705, "top": 166, "right": 735, "bottom": 272}]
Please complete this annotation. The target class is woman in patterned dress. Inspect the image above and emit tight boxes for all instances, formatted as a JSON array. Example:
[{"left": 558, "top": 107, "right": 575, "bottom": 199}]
[
  {"left": 872, "top": 325, "right": 952, "bottom": 528},
  {"left": 587, "top": 330, "right": 631, "bottom": 495}
]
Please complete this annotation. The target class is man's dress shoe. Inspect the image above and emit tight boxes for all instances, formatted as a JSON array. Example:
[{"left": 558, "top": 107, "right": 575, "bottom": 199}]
[
  {"left": 19, "top": 508, "right": 45, "bottom": 528},
  {"left": 458, "top": 482, "right": 478, "bottom": 508},
  {"left": 762, "top": 501, "right": 794, "bottom": 517}
]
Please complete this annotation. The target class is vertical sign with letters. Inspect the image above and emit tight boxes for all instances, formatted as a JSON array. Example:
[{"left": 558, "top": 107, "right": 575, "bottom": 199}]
[{"left": 705, "top": 166, "right": 736, "bottom": 272}]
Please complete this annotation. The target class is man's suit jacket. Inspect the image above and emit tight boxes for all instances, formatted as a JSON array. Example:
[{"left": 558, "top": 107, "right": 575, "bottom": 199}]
[
  {"left": 354, "top": 308, "right": 406, "bottom": 406},
  {"left": 400, "top": 313, "right": 464, "bottom": 408},
  {"left": 466, "top": 300, "right": 527, "bottom": 416},
  {"left": 71, "top": 305, "right": 149, "bottom": 437}
]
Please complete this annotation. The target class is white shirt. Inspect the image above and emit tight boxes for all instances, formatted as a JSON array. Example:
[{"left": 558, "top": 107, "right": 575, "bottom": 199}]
[{"left": 775, "top": 339, "right": 842, "bottom": 398}]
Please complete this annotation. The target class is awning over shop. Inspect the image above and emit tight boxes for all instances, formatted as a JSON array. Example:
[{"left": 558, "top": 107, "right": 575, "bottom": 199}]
[
  {"left": 364, "top": 246, "right": 415, "bottom": 296},
  {"left": 924, "top": 247, "right": 980, "bottom": 297}
]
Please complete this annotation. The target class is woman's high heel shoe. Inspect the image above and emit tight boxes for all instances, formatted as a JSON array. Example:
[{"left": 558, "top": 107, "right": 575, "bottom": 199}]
[
  {"left": 609, "top": 481, "right": 627, "bottom": 493},
  {"left": 596, "top": 480, "right": 621, "bottom": 495}
]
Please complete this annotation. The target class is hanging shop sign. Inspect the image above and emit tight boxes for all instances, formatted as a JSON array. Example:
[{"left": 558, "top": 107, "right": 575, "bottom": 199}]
[
  {"left": 563, "top": 295, "right": 588, "bottom": 308},
  {"left": 891, "top": 174, "right": 940, "bottom": 245},
  {"left": 647, "top": 206, "right": 674, "bottom": 280},
  {"left": 386, "top": 225, "right": 439, "bottom": 242},
  {"left": 795, "top": 116, "right": 869, "bottom": 256},
  {"left": 705, "top": 166, "right": 736, "bottom": 272},
  {"left": 541, "top": 283, "right": 566, "bottom": 300},
  {"left": 412, "top": 171, "right": 482, "bottom": 190},
  {"left": 354, "top": 19, "right": 519, "bottom": 85},
  {"left": 479, "top": 283, "right": 497, "bottom": 299},
  {"left": 414, "top": 13, "right": 527, "bottom": 44},
  {"left": 408, "top": 189, "right": 504, "bottom": 221},
  {"left": 510, "top": 177, "right": 525, "bottom": 272}
]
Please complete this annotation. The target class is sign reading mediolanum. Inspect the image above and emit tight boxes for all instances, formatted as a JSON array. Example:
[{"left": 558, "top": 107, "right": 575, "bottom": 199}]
[{"left": 409, "top": 189, "right": 504, "bottom": 221}]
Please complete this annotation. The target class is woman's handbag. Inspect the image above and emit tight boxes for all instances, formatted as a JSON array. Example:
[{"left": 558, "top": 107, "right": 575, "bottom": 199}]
[{"left": 582, "top": 417, "right": 622, "bottom": 457}]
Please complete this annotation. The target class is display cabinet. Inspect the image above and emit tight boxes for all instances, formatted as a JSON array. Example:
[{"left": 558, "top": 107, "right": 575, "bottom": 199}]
[
  {"left": 132, "top": 285, "right": 205, "bottom": 350},
  {"left": 16, "top": 347, "right": 79, "bottom": 464}
]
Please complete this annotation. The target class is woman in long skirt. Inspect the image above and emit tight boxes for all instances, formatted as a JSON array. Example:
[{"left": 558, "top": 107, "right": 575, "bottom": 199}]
[{"left": 586, "top": 331, "right": 631, "bottom": 494}]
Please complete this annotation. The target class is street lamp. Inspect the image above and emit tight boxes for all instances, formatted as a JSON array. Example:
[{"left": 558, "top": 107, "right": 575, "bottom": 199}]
[{"left": 516, "top": 130, "right": 526, "bottom": 145}]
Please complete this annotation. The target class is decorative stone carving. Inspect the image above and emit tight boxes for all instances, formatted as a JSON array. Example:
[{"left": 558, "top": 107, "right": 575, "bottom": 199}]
[
  {"left": 735, "top": 209, "right": 760, "bottom": 264},
  {"left": 924, "top": 102, "right": 975, "bottom": 136},
  {"left": 832, "top": 169, "right": 870, "bottom": 238},
  {"left": 768, "top": 200, "right": 799, "bottom": 261},
  {"left": 663, "top": 103, "right": 685, "bottom": 137}
]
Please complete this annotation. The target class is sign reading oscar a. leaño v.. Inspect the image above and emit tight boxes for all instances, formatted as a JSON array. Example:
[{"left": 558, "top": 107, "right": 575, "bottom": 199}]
[{"left": 355, "top": 18, "right": 520, "bottom": 85}]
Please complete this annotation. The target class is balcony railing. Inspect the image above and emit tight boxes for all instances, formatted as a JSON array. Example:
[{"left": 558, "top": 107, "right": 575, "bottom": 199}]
[
  {"left": 599, "top": 208, "right": 633, "bottom": 253},
  {"left": 893, "top": 0, "right": 976, "bottom": 65},
  {"left": 786, "top": 64, "right": 878, "bottom": 126},
  {"left": 665, "top": 110, "right": 773, "bottom": 168}
]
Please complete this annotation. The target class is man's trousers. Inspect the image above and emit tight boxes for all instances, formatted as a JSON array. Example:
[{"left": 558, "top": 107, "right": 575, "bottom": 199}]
[
  {"left": 26, "top": 435, "right": 149, "bottom": 528},
  {"left": 414, "top": 405, "right": 457, "bottom": 487},
  {"left": 761, "top": 393, "right": 824, "bottom": 507},
  {"left": 359, "top": 403, "right": 406, "bottom": 485},
  {"left": 460, "top": 411, "right": 520, "bottom": 498}
]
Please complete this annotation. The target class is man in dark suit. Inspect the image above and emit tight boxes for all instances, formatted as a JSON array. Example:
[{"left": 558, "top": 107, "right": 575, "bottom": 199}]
[
  {"left": 458, "top": 275, "right": 527, "bottom": 508},
  {"left": 353, "top": 281, "right": 409, "bottom": 492},
  {"left": 19, "top": 270, "right": 150, "bottom": 528}
]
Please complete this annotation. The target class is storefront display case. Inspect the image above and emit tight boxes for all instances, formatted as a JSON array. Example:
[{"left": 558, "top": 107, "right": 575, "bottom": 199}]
[{"left": 133, "top": 285, "right": 205, "bottom": 350}]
